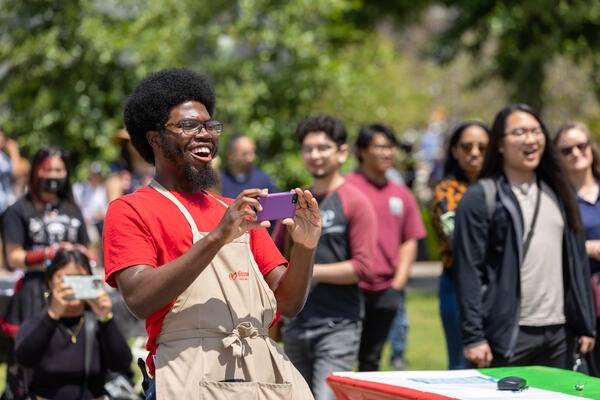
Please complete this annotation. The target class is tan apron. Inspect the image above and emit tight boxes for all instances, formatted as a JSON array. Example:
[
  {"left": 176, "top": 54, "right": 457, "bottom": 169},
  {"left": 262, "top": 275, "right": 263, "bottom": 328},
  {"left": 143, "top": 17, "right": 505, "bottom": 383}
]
[{"left": 149, "top": 181, "right": 313, "bottom": 400}]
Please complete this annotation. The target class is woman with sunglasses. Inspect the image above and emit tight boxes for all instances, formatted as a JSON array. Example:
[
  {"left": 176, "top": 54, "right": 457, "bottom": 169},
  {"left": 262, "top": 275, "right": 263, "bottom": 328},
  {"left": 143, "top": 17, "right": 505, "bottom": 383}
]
[
  {"left": 554, "top": 121, "right": 600, "bottom": 375},
  {"left": 431, "top": 121, "right": 489, "bottom": 370}
]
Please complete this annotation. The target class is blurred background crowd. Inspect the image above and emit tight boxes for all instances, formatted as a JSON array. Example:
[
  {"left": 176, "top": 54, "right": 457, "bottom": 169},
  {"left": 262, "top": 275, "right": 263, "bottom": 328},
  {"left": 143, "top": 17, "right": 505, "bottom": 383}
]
[{"left": 2, "top": 1, "right": 600, "bottom": 399}]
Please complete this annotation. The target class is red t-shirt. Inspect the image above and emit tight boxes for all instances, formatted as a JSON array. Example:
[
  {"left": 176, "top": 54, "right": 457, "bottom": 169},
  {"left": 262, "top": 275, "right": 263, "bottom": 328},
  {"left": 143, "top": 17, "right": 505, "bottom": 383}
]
[
  {"left": 345, "top": 171, "right": 426, "bottom": 292},
  {"left": 103, "top": 187, "right": 286, "bottom": 370}
]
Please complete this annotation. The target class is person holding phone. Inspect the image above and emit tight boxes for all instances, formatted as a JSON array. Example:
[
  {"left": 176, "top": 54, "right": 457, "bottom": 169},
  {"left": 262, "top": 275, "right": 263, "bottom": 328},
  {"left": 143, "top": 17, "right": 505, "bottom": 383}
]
[
  {"left": 271, "top": 115, "right": 377, "bottom": 400},
  {"left": 103, "top": 68, "right": 320, "bottom": 399},
  {"left": 14, "top": 249, "right": 132, "bottom": 399}
]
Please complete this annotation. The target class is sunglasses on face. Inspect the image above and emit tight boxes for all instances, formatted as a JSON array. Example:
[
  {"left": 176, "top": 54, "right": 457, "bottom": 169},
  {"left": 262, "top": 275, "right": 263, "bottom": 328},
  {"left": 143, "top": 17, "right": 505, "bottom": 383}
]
[
  {"left": 559, "top": 142, "right": 590, "bottom": 156},
  {"left": 458, "top": 142, "right": 487, "bottom": 153}
]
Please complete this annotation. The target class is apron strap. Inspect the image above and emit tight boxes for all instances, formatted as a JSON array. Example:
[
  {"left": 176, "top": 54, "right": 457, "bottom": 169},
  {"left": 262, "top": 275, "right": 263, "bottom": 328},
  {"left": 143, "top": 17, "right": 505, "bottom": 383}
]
[{"left": 149, "top": 179, "right": 202, "bottom": 240}]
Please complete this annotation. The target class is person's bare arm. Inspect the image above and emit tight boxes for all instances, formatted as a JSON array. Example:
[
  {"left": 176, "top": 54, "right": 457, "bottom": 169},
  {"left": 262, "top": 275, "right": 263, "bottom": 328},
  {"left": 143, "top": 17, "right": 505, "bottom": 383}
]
[
  {"left": 585, "top": 240, "right": 600, "bottom": 261},
  {"left": 5, "top": 241, "right": 86, "bottom": 271},
  {"left": 3, "top": 138, "right": 20, "bottom": 175},
  {"left": 312, "top": 262, "right": 358, "bottom": 285},
  {"left": 390, "top": 239, "right": 418, "bottom": 291}
]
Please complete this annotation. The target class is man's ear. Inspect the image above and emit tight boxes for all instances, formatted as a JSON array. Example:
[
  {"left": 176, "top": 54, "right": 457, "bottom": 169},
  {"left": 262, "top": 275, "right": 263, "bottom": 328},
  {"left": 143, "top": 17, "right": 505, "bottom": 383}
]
[
  {"left": 338, "top": 143, "right": 349, "bottom": 164},
  {"left": 147, "top": 130, "right": 159, "bottom": 149}
]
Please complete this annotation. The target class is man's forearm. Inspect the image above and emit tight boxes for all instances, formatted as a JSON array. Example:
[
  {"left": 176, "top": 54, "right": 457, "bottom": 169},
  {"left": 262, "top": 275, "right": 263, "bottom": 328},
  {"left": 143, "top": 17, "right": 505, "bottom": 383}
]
[
  {"left": 274, "top": 244, "right": 315, "bottom": 318},
  {"left": 313, "top": 261, "right": 358, "bottom": 284},
  {"left": 116, "top": 232, "right": 226, "bottom": 319},
  {"left": 391, "top": 239, "right": 418, "bottom": 290}
]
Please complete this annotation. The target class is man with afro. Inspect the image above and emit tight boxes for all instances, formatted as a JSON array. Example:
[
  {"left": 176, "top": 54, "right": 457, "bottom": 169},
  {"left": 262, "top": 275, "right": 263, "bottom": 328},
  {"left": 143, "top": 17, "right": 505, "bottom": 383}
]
[{"left": 103, "top": 68, "right": 320, "bottom": 399}]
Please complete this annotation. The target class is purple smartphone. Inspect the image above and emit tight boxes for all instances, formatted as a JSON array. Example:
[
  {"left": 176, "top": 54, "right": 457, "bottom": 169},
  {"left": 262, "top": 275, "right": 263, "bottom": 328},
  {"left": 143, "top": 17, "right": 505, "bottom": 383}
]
[{"left": 256, "top": 192, "right": 298, "bottom": 221}]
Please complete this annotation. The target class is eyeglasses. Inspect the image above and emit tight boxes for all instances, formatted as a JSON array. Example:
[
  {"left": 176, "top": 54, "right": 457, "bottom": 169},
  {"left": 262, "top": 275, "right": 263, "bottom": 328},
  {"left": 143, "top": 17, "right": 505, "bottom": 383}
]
[
  {"left": 505, "top": 126, "right": 544, "bottom": 138},
  {"left": 163, "top": 119, "right": 223, "bottom": 136},
  {"left": 301, "top": 144, "right": 337, "bottom": 155},
  {"left": 458, "top": 142, "right": 487, "bottom": 153},
  {"left": 559, "top": 142, "right": 590, "bottom": 156},
  {"left": 369, "top": 144, "right": 396, "bottom": 153}
]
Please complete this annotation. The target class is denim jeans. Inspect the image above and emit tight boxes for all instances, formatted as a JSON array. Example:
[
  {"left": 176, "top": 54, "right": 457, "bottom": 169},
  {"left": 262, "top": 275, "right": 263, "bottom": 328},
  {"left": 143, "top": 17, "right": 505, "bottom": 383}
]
[
  {"left": 438, "top": 272, "right": 466, "bottom": 369},
  {"left": 282, "top": 319, "right": 362, "bottom": 400},
  {"left": 387, "top": 291, "right": 408, "bottom": 361}
]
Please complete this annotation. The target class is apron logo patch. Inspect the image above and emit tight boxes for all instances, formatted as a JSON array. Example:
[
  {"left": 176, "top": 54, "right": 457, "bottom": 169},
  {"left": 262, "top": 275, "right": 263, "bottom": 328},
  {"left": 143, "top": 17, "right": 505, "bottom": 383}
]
[{"left": 229, "top": 271, "right": 249, "bottom": 281}]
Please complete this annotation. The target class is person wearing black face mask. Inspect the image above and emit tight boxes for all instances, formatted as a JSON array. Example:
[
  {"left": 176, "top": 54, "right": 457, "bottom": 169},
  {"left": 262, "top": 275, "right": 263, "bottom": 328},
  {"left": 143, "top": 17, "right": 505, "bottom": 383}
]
[
  {"left": 0, "top": 145, "right": 90, "bottom": 399},
  {"left": 38, "top": 177, "right": 68, "bottom": 193}
]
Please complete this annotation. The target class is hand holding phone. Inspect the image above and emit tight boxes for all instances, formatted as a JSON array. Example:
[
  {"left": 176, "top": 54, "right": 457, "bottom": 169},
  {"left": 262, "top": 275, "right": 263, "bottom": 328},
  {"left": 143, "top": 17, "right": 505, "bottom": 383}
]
[
  {"left": 256, "top": 191, "right": 298, "bottom": 221},
  {"left": 63, "top": 275, "right": 104, "bottom": 300}
]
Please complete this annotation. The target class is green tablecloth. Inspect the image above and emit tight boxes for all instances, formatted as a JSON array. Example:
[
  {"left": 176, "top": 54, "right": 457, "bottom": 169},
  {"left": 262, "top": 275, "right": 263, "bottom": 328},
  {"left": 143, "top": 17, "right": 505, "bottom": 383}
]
[{"left": 480, "top": 366, "right": 600, "bottom": 399}]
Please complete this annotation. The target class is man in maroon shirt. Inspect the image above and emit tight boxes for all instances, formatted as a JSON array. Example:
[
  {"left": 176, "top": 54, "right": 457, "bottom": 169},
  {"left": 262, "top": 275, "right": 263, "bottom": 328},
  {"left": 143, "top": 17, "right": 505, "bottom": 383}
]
[{"left": 346, "top": 123, "right": 426, "bottom": 372}]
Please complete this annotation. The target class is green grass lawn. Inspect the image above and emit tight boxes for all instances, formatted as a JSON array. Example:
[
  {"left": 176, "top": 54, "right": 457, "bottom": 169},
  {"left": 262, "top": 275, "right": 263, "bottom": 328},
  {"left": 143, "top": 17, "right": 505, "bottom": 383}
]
[
  {"left": 0, "top": 288, "right": 445, "bottom": 393},
  {"left": 380, "top": 289, "right": 446, "bottom": 371}
]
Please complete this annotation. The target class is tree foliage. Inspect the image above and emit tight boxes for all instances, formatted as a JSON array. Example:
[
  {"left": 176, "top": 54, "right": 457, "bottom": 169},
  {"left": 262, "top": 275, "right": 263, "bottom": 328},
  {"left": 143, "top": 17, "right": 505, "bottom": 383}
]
[
  {"left": 426, "top": 1, "right": 600, "bottom": 112},
  {"left": 0, "top": 0, "right": 373, "bottom": 186},
  {"left": 2, "top": 0, "right": 599, "bottom": 188}
]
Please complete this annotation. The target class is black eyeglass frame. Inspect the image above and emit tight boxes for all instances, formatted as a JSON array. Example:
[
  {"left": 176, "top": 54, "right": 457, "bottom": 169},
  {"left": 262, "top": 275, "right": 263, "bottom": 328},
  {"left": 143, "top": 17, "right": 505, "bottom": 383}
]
[{"left": 162, "top": 118, "right": 224, "bottom": 136}]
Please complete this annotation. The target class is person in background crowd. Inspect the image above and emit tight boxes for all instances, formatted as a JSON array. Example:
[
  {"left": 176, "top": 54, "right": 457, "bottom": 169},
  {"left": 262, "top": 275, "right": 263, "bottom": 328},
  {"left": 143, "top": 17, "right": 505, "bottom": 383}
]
[
  {"left": 1, "top": 145, "right": 90, "bottom": 399},
  {"left": 73, "top": 162, "right": 108, "bottom": 264},
  {"left": 272, "top": 115, "right": 377, "bottom": 399},
  {"left": 0, "top": 129, "right": 24, "bottom": 272},
  {"left": 0, "top": 129, "right": 22, "bottom": 214},
  {"left": 453, "top": 103, "right": 595, "bottom": 369},
  {"left": 554, "top": 121, "right": 600, "bottom": 376},
  {"left": 346, "top": 123, "right": 426, "bottom": 372},
  {"left": 105, "top": 129, "right": 154, "bottom": 202},
  {"left": 220, "top": 134, "right": 278, "bottom": 198},
  {"left": 15, "top": 249, "right": 132, "bottom": 399},
  {"left": 103, "top": 68, "right": 319, "bottom": 398},
  {"left": 431, "top": 121, "right": 490, "bottom": 370}
]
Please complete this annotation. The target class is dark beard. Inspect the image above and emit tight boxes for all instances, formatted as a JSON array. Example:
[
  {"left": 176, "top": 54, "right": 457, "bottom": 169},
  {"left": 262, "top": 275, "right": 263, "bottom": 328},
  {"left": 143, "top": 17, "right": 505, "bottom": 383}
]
[
  {"left": 160, "top": 133, "right": 219, "bottom": 191},
  {"left": 183, "top": 162, "right": 219, "bottom": 190}
]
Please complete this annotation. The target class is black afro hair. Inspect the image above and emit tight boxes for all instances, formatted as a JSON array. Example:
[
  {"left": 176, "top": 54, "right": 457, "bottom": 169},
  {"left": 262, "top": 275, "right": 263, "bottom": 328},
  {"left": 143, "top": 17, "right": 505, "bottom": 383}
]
[{"left": 123, "top": 68, "right": 216, "bottom": 165}]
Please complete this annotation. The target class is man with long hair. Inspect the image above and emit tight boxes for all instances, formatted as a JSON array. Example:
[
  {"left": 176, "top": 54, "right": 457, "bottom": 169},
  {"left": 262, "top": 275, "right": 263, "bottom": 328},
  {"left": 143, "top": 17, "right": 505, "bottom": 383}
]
[{"left": 453, "top": 103, "right": 595, "bottom": 369}]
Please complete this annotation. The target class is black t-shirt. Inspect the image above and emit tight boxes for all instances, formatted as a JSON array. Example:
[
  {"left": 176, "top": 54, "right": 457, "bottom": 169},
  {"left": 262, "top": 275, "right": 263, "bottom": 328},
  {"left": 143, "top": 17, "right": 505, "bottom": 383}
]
[
  {"left": 288, "top": 181, "right": 374, "bottom": 324},
  {"left": 2, "top": 197, "right": 89, "bottom": 257}
]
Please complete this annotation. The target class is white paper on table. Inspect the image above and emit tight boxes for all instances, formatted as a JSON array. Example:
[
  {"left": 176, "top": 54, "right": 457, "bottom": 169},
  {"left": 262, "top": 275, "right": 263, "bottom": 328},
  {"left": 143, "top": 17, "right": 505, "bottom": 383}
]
[{"left": 332, "top": 370, "right": 587, "bottom": 400}]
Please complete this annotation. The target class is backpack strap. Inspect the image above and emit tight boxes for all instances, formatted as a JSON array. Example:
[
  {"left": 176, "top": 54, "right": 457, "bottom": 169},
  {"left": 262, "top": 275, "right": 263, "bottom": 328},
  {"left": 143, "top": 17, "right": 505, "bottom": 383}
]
[{"left": 479, "top": 178, "right": 497, "bottom": 220}]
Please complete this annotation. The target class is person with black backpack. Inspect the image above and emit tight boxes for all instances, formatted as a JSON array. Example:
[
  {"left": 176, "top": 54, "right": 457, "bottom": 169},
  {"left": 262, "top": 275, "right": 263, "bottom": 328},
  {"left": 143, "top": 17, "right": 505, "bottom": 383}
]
[{"left": 453, "top": 103, "right": 596, "bottom": 370}]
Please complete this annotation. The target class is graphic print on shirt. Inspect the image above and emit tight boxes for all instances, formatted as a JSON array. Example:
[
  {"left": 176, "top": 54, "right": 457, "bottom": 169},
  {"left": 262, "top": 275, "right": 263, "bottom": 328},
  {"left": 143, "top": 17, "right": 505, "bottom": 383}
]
[
  {"left": 389, "top": 196, "right": 404, "bottom": 216},
  {"left": 29, "top": 210, "right": 82, "bottom": 246}
]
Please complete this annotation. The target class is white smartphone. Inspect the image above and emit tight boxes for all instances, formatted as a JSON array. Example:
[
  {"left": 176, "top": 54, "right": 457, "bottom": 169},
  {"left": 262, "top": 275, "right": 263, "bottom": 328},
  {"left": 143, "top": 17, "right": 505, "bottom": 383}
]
[{"left": 63, "top": 275, "right": 104, "bottom": 300}]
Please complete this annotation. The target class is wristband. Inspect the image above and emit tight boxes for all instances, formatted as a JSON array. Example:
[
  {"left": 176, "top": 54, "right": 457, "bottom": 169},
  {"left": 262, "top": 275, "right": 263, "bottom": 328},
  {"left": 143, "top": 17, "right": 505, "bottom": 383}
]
[
  {"left": 25, "top": 245, "right": 57, "bottom": 267},
  {"left": 25, "top": 248, "right": 47, "bottom": 266},
  {"left": 99, "top": 312, "right": 113, "bottom": 323}
]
